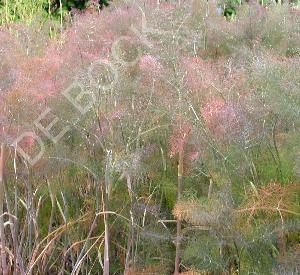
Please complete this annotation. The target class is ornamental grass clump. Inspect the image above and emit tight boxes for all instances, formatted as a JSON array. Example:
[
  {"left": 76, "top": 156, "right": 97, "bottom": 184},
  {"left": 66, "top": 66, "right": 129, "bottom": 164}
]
[{"left": 0, "top": 1, "right": 298, "bottom": 274}]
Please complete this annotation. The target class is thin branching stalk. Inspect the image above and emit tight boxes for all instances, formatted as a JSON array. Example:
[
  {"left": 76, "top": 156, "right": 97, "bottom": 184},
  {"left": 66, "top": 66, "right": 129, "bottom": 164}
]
[
  {"left": 124, "top": 175, "right": 134, "bottom": 273},
  {"left": 0, "top": 143, "right": 8, "bottom": 275},
  {"left": 208, "top": 178, "right": 213, "bottom": 199},
  {"left": 101, "top": 178, "right": 110, "bottom": 275},
  {"left": 4, "top": 183, "right": 25, "bottom": 274},
  {"left": 174, "top": 148, "right": 183, "bottom": 275}
]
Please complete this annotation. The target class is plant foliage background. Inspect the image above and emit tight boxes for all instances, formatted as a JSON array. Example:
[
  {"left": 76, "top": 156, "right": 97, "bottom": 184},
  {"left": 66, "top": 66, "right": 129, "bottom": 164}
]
[{"left": 0, "top": 0, "right": 299, "bottom": 274}]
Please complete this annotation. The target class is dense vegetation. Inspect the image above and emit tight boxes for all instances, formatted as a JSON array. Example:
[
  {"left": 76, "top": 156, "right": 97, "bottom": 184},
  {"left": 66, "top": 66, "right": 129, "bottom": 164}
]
[{"left": 0, "top": 0, "right": 299, "bottom": 274}]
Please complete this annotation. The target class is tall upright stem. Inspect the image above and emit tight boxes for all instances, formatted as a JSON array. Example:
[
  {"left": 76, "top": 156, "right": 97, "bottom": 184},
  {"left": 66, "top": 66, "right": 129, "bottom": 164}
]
[
  {"left": 174, "top": 149, "right": 183, "bottom": 274},
  {"left": 59, "top": 0, "right": 63, "bottom": 35},
  {"left": 103, "top": 186, "right": 109, "bottom": 275},
  {"left": 0, "top": 143, "right": 8, "bottom": 275},
  {"left": 103, "top": 153, "right": 111, "bottom": 275},
  {"left": 125, "top": 175, "right": 134, "bottom": 273}
]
